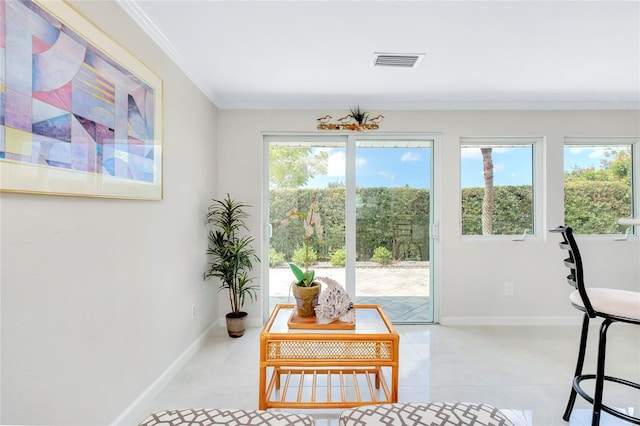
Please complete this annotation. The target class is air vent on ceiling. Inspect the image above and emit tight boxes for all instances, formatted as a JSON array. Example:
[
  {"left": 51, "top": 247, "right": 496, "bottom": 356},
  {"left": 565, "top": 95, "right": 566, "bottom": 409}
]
[{"left": 372, "top": 52, "right": 424, "bottom": 68}]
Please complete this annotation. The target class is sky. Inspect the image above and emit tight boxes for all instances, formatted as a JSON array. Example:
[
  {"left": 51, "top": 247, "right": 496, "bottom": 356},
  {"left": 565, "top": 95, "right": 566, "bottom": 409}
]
[
  {"left": 306, "top": 147, "right": 431, "bottom": 189},
  {"left": 303, "top": 145, "right": 625, "bottom": 189},
  {"left": 461, "top": 147, "right": 532, "bottom": 188}
]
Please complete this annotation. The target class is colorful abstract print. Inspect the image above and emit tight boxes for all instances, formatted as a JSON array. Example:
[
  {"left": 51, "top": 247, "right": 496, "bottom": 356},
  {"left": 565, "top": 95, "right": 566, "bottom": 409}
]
[{"left": 1, "top": 0, "right": 156, "bottom": 183}]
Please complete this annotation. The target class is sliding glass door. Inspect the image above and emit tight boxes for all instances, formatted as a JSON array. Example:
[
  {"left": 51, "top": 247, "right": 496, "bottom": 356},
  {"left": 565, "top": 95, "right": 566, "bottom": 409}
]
[{"left": 264, "top": 134, "right": 435, "bottom": 324}]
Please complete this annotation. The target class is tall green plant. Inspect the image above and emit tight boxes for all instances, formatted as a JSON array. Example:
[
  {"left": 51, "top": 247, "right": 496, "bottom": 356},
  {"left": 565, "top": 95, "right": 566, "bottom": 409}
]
[{"left": 204, "top": 194, "right": 260, "bottom": 314}]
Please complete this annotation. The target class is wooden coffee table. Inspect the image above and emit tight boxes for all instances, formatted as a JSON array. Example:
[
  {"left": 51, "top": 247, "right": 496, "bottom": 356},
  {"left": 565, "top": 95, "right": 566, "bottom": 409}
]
[{"left": 259, "top": 304, "right": 399, "bottom": 410}]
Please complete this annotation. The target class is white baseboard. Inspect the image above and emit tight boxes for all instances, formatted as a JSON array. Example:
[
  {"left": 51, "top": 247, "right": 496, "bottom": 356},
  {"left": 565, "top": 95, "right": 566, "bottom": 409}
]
[
  {"left": 439, "top": 316, "right": 583, "bottom": 326},
  {"left": 110, "top": 321, "right": 218, "bottom": 426}
]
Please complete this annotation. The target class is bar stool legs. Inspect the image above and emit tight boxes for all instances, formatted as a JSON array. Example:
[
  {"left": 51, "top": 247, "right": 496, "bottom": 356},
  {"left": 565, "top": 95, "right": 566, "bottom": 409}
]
[
  {"left": 563, "top": 313, "right": 590, "bottom": 422},
  {"left": 591, "top": 319, "right": 612, "bottom": 425},
  {"left": 569, "top": 318, "right": 640, "bottom": 425}
]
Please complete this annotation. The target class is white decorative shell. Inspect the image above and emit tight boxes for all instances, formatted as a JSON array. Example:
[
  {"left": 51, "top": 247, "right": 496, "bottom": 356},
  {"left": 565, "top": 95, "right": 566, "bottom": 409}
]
[{"left": 314, "top": 277, "right": 354, "bottom": 324}]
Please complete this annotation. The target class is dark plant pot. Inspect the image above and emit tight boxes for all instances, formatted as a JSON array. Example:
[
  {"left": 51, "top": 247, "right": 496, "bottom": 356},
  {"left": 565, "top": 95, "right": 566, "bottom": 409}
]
[
  {"left": 291, "top": 281, "right": 321, "bottom": 317},
  {"left": 225, "top": 311, "right": 248, "bottom": 338}
]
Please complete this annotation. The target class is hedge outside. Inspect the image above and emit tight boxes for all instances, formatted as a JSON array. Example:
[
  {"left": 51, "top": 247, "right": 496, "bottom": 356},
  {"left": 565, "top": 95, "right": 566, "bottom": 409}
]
[
  {"left": 269, "top": 182, "right": 631, "bottom": 263},
  {"left": 564, "top": 181, "right": 631, "bottom": 234},
  {"left": 269, "top": 187, "right": 429, "bottom": 262}
]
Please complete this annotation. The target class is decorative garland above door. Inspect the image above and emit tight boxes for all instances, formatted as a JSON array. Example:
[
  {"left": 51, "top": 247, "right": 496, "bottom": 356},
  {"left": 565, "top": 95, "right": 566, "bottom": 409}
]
[{"left": 317, "top": 106, "right": 384, "bottom": 131}]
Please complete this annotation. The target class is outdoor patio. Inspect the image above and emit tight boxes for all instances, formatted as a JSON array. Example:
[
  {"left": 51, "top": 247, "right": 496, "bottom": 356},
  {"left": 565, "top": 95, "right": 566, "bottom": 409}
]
[{"left": 268, "top": 262, "right": 431, "bottom": 323}]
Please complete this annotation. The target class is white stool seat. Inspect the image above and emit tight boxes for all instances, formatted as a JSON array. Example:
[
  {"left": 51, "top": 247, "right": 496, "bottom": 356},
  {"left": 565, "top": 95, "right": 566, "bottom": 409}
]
[{"left": 570, "top": 288, "right": 640, "bottom": 321}]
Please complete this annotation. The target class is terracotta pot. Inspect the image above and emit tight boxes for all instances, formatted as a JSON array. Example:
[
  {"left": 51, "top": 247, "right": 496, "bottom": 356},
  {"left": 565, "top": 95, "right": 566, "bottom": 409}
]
[
  {"left": 292, "top": 281, "right": 321, "bottom": 317},
  {"left": 225, "top": 311, "right": 248, "bottom": 338}
]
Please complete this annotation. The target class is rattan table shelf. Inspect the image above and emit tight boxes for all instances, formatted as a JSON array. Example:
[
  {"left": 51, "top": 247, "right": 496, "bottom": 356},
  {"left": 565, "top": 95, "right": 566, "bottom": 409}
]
[{"left": 259, "top": 304, "right": 399, "bottom": 410}]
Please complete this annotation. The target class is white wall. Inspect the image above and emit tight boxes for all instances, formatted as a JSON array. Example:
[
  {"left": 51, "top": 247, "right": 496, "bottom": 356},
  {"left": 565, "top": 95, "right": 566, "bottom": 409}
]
[
  {"left": 217, "top": 109, "right": 640, "bottom": 325},
  {"left": 0, "top": 1, "right": 219, "bottom": 425}
]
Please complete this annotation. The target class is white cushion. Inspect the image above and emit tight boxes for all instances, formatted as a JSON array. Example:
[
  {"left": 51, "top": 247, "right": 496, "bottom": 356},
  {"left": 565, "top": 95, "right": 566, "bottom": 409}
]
[
  {"left": 570, "top": 288, "right": 640, "bottom": 321},
  {"left": 339, "top": 402, "right": 514, "bottom": 426},
  {"left": 138, "top": 408, "right": 315, "bottom": 426}
]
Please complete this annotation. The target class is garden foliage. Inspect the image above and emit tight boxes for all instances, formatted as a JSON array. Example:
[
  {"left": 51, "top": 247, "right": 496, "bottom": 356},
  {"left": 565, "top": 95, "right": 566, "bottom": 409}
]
[{"left": 270, "top": 180, "right": 631, "bottom": 263}]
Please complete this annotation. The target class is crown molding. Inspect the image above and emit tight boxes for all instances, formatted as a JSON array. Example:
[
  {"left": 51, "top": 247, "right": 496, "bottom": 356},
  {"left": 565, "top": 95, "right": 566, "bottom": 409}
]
[{"left": 116, "top": 0, "right": 222, "bottom": 107}]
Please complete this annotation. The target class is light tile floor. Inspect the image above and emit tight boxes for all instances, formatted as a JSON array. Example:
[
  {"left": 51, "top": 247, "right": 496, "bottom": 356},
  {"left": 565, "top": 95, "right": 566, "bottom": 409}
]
[{"left": 133, "top": 322, "right": 640, "bottom": 425}]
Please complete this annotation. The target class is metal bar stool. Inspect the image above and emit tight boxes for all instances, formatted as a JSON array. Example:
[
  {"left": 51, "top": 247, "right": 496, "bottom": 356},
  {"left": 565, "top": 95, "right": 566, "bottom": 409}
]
[{"left": 551, "top": 226, "right": 640, "bottom": 425}]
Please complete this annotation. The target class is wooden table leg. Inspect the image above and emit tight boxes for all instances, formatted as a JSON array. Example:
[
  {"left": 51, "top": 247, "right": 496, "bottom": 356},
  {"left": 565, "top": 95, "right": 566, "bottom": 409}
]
[
  {"left": 259, "top": 363, "right": 267, "bottom": 410},
  {"left": 391, "top": 364, "right": 398, "bottom": 402}
]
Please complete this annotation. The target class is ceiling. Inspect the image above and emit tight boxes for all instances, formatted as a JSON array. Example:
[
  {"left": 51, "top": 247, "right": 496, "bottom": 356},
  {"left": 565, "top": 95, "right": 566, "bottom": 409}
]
[{"left": 118, "top": 1, "right": 640, "bottom": 110}]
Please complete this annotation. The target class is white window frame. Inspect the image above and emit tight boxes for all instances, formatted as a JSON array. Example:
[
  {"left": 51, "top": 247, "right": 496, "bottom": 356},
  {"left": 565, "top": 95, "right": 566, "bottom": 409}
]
[{"left": 459, "top": 136, "right": 544, "bottom": 241}]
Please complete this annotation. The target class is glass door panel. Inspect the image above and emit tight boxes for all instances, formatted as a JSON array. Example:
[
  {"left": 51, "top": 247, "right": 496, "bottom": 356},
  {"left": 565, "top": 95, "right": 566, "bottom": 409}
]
[
  {"left": 266, "top": 138, "right": 346, "bottom": 317},
  {"left": 354, "top": 139, "right": 433, "bottom": 323}
]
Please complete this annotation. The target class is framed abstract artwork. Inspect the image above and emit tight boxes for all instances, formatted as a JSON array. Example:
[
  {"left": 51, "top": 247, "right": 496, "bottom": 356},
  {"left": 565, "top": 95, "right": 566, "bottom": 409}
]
[{"left": 0, "top": 0, "right": 163, "bottom": 199}]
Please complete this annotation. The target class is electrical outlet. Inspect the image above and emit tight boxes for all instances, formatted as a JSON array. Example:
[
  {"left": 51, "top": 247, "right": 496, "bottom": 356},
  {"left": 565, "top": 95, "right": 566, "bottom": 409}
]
[
  {"left": 192, "top": 304, "right": 196, "bottom": 318},
  {"left": 504, "top": 282, "right": 515, "bottom": 297}
]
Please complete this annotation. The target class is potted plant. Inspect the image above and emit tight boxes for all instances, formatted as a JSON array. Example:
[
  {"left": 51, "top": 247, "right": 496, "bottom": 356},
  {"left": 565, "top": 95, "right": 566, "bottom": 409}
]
[
  {"left": 287, "top": 197, "right": 323, "bottom": 317},
  {"left": 204, "top": 194, "right": 259, "bottom": 337}
]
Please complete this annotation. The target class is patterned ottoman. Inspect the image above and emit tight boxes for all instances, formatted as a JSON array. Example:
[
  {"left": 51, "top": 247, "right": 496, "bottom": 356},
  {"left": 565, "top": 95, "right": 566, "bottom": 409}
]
[
  {"left": 339, "top": 402, "right": 515, "bottom": 426},
  {"left": 138, "top": 408, "right": 315, "bottom": 426}
]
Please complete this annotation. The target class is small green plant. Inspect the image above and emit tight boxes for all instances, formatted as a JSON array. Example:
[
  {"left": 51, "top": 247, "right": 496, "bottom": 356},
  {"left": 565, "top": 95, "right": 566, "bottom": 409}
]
[
  {"left": 269, "top": 247, "right": 286, "bottom": 267},
  {"left": 292, "top": 246, "right": 317, "bottom": 266},
  {"left": 330, "top": 247, "right": 346, "bottom": 266},
  {"left": 371, "top": 246, "right": 393, "bottom": 265}
]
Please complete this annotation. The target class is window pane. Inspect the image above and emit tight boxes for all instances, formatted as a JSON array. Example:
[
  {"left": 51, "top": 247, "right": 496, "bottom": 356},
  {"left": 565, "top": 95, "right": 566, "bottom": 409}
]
[
  {"left": 461, "top": 144, "right": 533, "bottom": 235},
  {"left": 355, "top": 141, "right": 432, "bottom": 323},
  {"left": 564, "top": 145, "right": 632, "bottom": 234},
  {"left": 268, "top": 143, "right": 346, "bottom": 313}
]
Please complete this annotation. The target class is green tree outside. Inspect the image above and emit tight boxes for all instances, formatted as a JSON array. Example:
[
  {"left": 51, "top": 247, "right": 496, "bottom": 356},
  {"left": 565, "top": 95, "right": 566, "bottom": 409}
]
[{"left": 269, "top": 147, "right": 328, "bottom": 188}]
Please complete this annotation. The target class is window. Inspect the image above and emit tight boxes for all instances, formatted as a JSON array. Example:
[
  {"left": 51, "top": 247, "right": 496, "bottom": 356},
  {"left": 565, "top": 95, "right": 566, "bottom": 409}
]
[
  {"left": 564, "top": 138, "right": 635, "bottom": 235},
  {"left": 460, "top": 137, "right": 538, "bottom": 236}
]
